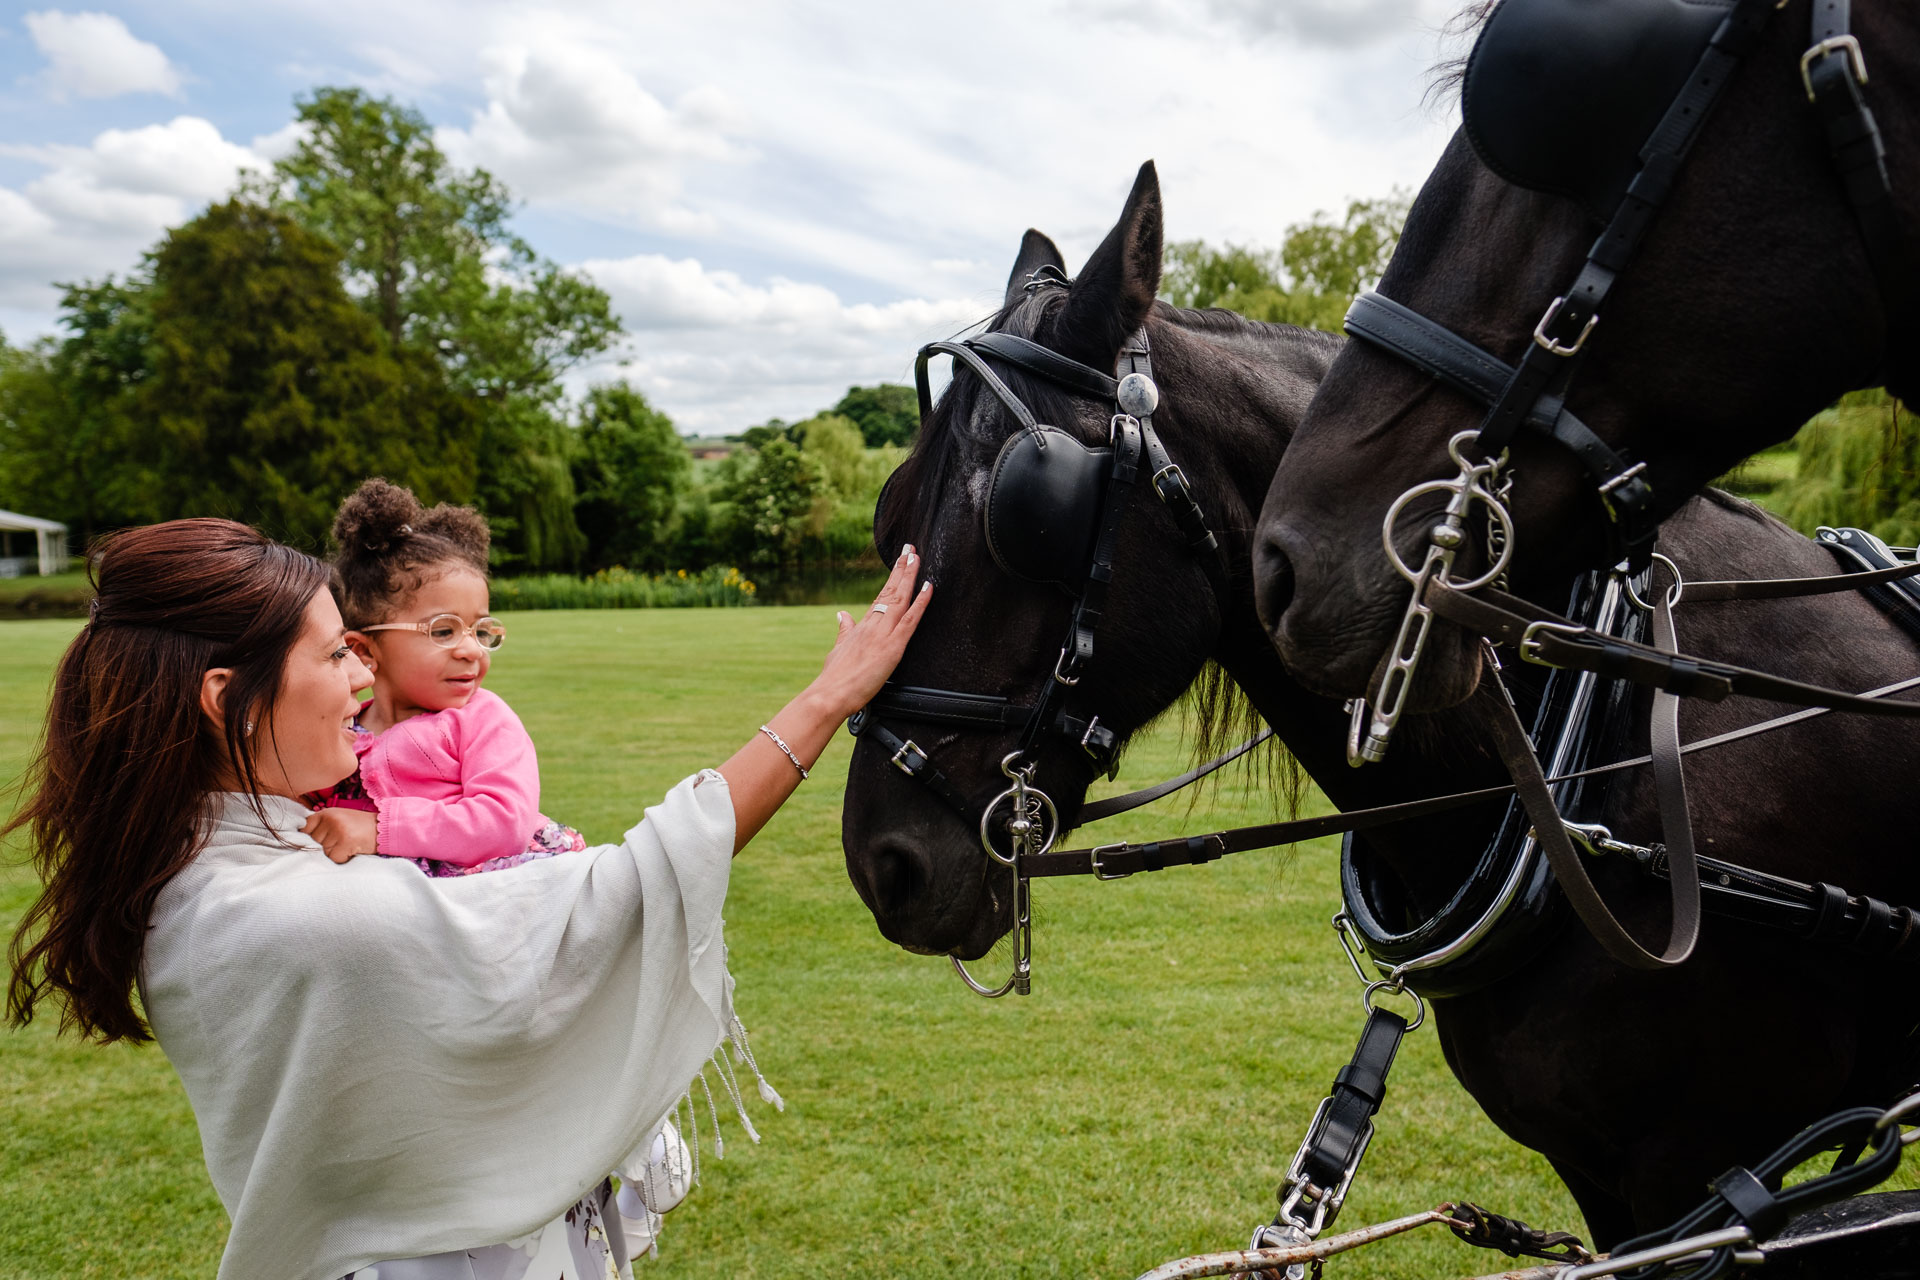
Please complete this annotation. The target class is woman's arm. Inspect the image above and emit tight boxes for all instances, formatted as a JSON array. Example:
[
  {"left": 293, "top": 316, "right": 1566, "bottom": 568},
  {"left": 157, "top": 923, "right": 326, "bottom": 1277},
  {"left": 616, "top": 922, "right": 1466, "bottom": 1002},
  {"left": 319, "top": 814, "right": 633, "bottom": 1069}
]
[{"left": 717, "top": 545, "right": 931, "bottom": 853}]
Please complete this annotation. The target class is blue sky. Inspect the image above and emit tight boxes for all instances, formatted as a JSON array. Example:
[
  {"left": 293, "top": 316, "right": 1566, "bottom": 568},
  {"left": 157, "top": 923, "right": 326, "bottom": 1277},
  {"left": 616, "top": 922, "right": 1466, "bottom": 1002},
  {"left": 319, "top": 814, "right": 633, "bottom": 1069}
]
[{"left": 0, "top": 1, "right": 1462, "bottom": 433}]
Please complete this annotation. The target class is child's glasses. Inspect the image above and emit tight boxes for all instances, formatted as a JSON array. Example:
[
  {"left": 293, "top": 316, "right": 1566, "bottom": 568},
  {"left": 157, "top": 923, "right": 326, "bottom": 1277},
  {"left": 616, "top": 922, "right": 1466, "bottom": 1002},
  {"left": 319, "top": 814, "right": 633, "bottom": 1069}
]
[{"left": 362, "top": 614, "right": 507, "bottom": 650}]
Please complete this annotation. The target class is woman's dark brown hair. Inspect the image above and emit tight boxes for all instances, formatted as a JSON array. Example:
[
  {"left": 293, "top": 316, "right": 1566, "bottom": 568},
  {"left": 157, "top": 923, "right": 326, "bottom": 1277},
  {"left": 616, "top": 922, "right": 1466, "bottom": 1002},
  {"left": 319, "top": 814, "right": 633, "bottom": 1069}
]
[
  {"left": 6, "top": 518, "right": 331, "bottom": 1043},
  {"left": 332, "top": 478, "right": 490, "bottom": 627}
]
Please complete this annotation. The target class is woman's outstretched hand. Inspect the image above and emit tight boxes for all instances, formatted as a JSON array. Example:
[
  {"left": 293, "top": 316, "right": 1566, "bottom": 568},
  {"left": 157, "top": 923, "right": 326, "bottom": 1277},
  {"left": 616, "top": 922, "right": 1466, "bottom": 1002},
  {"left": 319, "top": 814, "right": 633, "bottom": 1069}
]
[
  {"left": 812, "top": 545, "right": 933, "bottom": 719},
  {"left": 717, "top": 545, "right": 932, "bottom": 853}
]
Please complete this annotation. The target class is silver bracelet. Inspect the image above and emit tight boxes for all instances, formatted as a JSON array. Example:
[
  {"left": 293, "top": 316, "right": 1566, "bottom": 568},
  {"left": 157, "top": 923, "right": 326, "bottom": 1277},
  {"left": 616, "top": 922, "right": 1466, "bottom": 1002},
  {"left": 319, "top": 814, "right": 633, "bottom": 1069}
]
[{"left": 758, "top": 724, "right": 809, "bottom": 780}]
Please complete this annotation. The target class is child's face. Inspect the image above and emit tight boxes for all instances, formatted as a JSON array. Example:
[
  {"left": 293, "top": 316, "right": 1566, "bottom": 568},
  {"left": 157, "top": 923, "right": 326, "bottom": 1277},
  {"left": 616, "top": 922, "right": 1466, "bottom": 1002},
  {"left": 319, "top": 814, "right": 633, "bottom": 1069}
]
[{"left": 353, "top": 568, "right": 494, "bottom": 715}]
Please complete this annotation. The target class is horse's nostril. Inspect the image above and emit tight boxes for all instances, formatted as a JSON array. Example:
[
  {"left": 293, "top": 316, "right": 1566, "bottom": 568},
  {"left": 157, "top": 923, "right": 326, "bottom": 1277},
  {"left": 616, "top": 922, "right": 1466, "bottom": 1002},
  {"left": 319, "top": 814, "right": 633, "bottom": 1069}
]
[
  {"left": 1254, "top": 530, "right": 1296, "bottom": 635},
  {"left": 869, "top": 841, "right": 926, "bottom": 921}
]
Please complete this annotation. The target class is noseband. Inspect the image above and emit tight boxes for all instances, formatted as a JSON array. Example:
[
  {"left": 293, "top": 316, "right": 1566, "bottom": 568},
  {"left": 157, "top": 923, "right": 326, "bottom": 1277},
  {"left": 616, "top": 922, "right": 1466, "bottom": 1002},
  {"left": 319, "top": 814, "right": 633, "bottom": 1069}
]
[{"left": 851, "top": 278, "right": 1230, "bottom": 996}]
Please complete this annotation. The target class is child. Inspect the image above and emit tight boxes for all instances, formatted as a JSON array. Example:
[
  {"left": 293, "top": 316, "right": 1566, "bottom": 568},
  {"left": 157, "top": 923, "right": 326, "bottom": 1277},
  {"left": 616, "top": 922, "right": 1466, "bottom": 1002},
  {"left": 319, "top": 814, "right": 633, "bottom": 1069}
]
[
  {"left": 301, "top": 479, "right": 583, "bottom": 876},
  {"left": 303, "top": 478, "right": 774, "bottom": 1258}
]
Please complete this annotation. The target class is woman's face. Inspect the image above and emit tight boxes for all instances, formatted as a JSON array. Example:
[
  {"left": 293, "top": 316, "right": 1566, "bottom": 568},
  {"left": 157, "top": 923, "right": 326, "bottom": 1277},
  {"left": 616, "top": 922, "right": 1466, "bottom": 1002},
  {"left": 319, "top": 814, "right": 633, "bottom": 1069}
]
[{"left": 253, "top": 588, "right": 374, "bottom": 798}]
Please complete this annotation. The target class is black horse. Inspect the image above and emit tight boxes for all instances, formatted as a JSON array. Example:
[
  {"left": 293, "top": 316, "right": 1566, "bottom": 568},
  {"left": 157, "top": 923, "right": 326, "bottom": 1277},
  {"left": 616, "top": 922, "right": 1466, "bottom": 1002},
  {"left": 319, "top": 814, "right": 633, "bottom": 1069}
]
[
  {"left": 840, "top": 164, "right": 1920, "bottom": 1246},
  {"left": 1253, "top": 0, "right": 1917, "bottom": 711}
]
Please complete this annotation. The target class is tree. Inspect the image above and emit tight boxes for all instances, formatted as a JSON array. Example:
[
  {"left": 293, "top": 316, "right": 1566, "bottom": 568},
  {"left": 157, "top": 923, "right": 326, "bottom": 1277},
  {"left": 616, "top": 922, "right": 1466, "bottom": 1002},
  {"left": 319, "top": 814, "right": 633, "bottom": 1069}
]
[
  {"left": 135, "top": 200, "right": 476, "bottom": 548},
  {"left": 832, "top": 384, "right": 918, "bottom": 448},
  {"left": 1773, "top": 391, "right": 1920, "bottom": 542},
  {"left": 571, "top": 382, "right": 690, "bottom": 571},
  {"left": 256, "top": 87, "right": 619, "bottom": 566},
  {"left": 1160, "top": 191, "right": 1411, "bottom": 332},
  {"left": 1161, "top": 243, "right": 1286, "bottom": 312},
  {"left": 1281, "top": 192, "right": 1411, "bottom": 301},
  {"left": 0, "top": 312, "right": 149, "bottom": 542},
  {"left": 722, "top": 438, "right": 820, "bottom": 569},
  {"left": 797, "top": 412, "right": 899, "bottom": 564}
]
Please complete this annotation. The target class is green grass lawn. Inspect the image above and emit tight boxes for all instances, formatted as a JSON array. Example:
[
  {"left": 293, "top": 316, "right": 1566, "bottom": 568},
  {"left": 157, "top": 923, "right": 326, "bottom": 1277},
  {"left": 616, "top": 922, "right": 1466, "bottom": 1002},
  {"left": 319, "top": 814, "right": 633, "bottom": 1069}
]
[{"left": 0, "top": 609, "right": 1613, "bottom": 1279}]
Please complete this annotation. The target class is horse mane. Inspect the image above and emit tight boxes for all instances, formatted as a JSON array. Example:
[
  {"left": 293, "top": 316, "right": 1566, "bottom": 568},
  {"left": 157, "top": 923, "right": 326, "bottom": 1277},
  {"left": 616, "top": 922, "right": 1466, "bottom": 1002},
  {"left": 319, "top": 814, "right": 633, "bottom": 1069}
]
[
  {"left": 880, "top": 293, "right": 1309, "bottom": 817},
  {"left": 1426, "top": 1, "right": 1500, "bottom": 108}
]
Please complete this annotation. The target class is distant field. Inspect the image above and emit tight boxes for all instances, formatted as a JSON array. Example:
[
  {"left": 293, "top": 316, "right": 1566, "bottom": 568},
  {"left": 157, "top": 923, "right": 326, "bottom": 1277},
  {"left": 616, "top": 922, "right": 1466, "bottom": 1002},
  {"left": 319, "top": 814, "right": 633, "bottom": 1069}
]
[{"left": 2, "top": 607, "right": 1889, "bottom": 1280}]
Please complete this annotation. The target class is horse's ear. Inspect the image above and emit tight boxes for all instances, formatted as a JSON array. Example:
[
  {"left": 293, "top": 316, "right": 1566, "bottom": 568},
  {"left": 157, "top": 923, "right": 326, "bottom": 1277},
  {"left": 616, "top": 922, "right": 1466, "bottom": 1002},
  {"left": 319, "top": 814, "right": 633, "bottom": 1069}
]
[
  {"left": 1005, "top": 229, "right": 1066, "bottom": 307},
  {"left": 1056, "top": 161, "right": 1162, "bottom": 368}
]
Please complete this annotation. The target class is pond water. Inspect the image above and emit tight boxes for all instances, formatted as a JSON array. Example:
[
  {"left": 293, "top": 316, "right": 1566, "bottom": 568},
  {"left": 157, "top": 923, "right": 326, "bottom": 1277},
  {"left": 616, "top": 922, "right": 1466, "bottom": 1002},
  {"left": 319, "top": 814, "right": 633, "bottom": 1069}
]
[{"left": 749, "top": 567, "right": 891, "bottom": 606}]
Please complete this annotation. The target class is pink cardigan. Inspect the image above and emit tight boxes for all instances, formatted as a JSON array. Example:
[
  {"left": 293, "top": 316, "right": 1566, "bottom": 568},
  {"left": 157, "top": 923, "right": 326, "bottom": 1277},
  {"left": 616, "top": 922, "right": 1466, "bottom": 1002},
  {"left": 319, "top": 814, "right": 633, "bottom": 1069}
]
[{"left": 353, "top": 688, "right": 555, "bottom": 866}]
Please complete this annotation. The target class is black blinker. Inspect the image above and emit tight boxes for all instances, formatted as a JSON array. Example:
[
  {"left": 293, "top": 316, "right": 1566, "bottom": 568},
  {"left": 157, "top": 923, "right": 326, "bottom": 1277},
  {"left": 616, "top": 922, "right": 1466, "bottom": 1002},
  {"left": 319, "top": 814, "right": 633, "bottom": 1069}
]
[{"left": 984, "top": 426, "right": 1112, "bottom": 590}]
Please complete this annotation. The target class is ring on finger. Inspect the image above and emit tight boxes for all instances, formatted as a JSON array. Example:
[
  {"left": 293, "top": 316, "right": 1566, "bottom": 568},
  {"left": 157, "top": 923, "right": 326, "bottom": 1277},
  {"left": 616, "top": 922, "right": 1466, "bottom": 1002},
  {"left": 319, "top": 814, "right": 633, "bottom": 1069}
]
[{"left": 870, "top": 602, "right": 890, "bottom": 615}]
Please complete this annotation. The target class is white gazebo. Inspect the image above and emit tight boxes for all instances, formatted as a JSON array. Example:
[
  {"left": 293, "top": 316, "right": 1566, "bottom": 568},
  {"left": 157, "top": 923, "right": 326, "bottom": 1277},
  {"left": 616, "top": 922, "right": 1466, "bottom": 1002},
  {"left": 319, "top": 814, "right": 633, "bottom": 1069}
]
[{"left": 0, "top": 510, "right": 70, "bottom": 578}]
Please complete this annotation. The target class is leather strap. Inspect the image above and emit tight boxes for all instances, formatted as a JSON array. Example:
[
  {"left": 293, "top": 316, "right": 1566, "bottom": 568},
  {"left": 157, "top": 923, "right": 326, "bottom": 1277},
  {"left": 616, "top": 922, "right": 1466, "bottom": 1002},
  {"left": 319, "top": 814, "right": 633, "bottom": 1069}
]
[
  {"left": 1645, "top": 564, "right": 1703, "bottom": 965},
  {"left": 1075, "top": 729, "right": 1274, "bottom": 824},
  {"left": 1343, "top": 291, "right": 1657, "bottom": 559},
  {"left": 1685, "top": 556, "right": 1920, "bottom": 601},
  {"left": 1425, "top": 578, "right": 1920, "bottom": 717},
  {"left": 1045, "top": 665, "right": 1920, "bottom": 879},
  {"left": 1709, "top": 1166, "right": 1787, "bottom": 1242},
  {"left": 914, "top": 339, "right": 1040, "bottom": 432},
  {"left": 850, "top": 715, "right": 977, "bottom": 821},
  {"left": 969, "top": 331, "right": 1120, "bottom": 401},
  {"left": 1024, "top": 782, "right": 1510, "bottom": 879},
  {"left": 1300, "top": 1007, "right": 1406, "bottom": 1194},
  {"left": 864, "top": 685, "right": 1030, "bottom": 729},
  {"left": 1487, "top": 680, "right": 1697, "bottom": 970},
  {"left": 1802, "top": 0, "right": 1916, "bottom": 317}
]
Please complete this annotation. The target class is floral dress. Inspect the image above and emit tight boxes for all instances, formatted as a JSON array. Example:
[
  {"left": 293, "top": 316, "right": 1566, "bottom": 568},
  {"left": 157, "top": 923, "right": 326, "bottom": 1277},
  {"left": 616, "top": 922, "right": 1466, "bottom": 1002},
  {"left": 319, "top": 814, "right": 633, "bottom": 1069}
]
[
  {"left": 341, "top": 1179, "right": 634, "bottom": 1280},
  {"left": 307, "top": 723, "right": 587, "bottom": 876}
]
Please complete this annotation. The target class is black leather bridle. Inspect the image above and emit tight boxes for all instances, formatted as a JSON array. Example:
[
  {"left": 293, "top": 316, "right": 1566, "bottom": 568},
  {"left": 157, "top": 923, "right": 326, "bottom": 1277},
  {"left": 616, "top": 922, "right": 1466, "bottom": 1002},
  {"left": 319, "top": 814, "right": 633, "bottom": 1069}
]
[
  {"left": 1347, "top": 0, "right": 1909, "bottom": 571},
  {"left": 1307, "top": 0, "right": 1920, "bottom": 974},
  {"left": 850, "top": 278, "right": 1232, "bottom": 994}
]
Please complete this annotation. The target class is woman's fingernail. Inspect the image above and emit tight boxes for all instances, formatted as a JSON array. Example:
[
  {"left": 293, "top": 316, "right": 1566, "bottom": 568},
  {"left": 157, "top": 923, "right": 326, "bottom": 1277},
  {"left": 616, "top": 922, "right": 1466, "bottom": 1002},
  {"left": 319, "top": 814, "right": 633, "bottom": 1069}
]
[{"left": 920, "top": 582, "right": 931, "bottom": 592}]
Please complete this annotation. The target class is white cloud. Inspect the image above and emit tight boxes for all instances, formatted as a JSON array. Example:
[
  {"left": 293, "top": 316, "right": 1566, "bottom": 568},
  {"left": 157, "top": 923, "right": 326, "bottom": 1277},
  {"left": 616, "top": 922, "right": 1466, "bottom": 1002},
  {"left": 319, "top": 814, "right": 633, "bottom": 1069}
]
[
  {"left": 1067, "top": 0, "right": 1450, "bottom": 46},
  {"left": 577, "top": 252, "right": 986, "bottom": 432},
  {"left": 0, "top": 118, "right": 265, "bottom": 308},
  {"left": 0, "top": 0, "right": 1469, "bottom": 431},
  {"left": 23, "top": 10, "right": 183, "bottom": 100},
  {"left": 438, "top": 40, "right": 743, "bottom": 228}
]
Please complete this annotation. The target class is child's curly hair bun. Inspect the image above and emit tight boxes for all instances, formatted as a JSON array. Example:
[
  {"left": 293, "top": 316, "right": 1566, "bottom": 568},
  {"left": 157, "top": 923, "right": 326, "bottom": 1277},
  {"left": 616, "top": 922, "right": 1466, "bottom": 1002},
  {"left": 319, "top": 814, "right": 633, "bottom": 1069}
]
[{"left": 331, "top": 478, "right": 491, "bottom": 627}]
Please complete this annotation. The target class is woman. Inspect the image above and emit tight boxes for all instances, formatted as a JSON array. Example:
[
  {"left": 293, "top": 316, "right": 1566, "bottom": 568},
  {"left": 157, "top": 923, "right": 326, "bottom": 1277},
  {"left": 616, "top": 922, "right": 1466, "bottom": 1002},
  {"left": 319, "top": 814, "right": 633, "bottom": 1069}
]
[{"left": 5, "top": 518, "right": 931, "bottom": 1280}]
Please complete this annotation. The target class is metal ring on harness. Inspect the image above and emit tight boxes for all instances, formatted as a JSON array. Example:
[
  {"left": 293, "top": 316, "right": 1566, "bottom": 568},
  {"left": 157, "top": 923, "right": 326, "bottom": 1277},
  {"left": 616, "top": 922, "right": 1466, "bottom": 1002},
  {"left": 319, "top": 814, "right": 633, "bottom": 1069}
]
[
  {"left": 1624, "top": 552, "right": 1684, "bottom": 612},
  {"left": 978, "top": 753, "right": 1058, "bottom": 867},
  {"left": 1875, "top": 1090, "right": 1920, "bottom": 1146},
  {"left": 950, "top": 953, "right": 1019, "bottom": 998},
  {"left": 1362, "top": 979, "right": 1427, "bottom": 1032},
  {"left": 1381, "top": 478, "right": 1515, "bottom": 591}
]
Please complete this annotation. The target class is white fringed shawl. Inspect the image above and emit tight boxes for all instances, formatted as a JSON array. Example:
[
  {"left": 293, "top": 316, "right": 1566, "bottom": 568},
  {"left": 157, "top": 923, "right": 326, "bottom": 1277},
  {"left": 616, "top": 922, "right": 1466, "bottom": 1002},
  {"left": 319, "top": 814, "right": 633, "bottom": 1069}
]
[{"left": 141, "top": 771, "right": 737, "bottom": 1280}]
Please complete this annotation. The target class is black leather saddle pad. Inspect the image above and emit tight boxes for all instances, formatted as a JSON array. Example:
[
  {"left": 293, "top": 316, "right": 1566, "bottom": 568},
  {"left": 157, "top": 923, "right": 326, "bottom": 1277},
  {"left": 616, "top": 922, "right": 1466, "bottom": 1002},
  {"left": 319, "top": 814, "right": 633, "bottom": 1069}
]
[{"left": 1463, "top": 0, "right": 1733, "bottom": 221}]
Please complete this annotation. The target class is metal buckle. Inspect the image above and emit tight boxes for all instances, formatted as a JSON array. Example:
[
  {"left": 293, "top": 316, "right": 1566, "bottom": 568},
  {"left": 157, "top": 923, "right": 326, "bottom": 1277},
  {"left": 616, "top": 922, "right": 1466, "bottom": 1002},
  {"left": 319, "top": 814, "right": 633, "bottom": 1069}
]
[
  {"left": 1275, "top": 1096, "right": 1370, "bottom": 1240},
  {"left": 1801, "top": 34, "right": 1868, "bottom": 101},
  {"left": 1150, "top": 462, "right": 1187, "bottom": 497},
  {"left": 1519, "top": 620, "right": 1588, "bottom": 667},
  {"left": 1090, "top": 843, "right": 1132, "bottom": 880},
  {"left": 1053, "top": 645, "right": 1082, "bottom": 687},
  {"left": 1532, "top": 295, "right": 1599, "bottom": 357},
  {"left": 1332, "top": 911, "right": 1376, "bottom": 984},
  {"left": 889, "top": 739, "right": 926, "bottom": 775},
  {"left": 1079, "top": 714, "right": 1104, "bottom": 752},
  {"left": 1596, "top": 459, "right": 1649, "bottom": 501}
]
